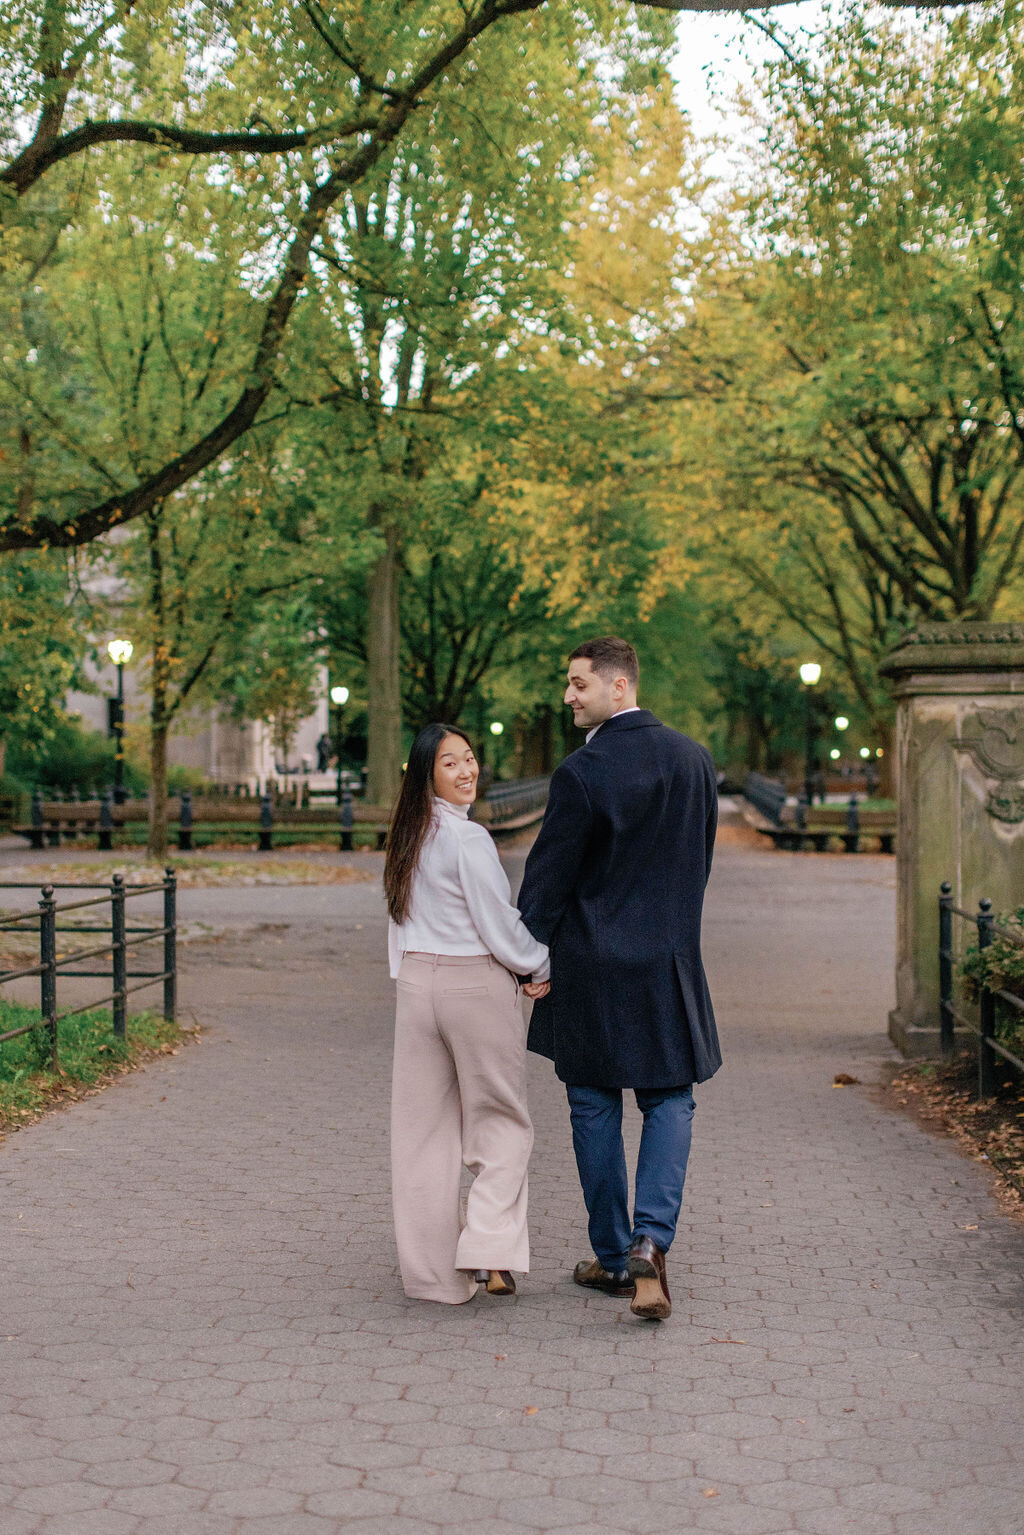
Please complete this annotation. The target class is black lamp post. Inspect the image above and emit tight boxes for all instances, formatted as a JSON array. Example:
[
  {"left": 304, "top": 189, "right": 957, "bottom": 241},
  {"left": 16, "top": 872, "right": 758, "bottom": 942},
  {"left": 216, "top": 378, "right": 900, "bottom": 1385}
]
[
  {"left": 107, "top": 638, "right": 133, "bottom": 804},
  {"left": 799, "top": 661, "right": 822, "bottom": 804},
  {"left": 330, "top": 685, "right": 349, "bottom": 806}
]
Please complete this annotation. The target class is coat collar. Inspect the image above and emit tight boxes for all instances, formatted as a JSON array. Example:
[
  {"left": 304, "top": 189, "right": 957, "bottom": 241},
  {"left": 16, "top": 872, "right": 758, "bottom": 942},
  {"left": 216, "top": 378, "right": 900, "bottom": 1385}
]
[{"left": 585, "top": 708, "right": 661, "bottom": 743}]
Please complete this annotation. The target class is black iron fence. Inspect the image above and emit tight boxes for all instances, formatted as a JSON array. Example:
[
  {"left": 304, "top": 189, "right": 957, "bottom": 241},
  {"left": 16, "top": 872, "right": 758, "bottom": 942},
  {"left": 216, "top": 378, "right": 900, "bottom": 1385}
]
[
  {"left": 478, "top": 776, "right": 551, "bottom": 832},
  {"left": 938, "top": 882, "right": 1024, "bottom": 1096},
  {"left": 0, "top": 872, "right": 177, "bottom": 1068}
]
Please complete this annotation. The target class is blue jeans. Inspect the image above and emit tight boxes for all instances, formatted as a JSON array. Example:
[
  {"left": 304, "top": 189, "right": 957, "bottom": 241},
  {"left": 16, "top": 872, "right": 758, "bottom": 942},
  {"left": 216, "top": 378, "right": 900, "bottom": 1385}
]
[{"left": 566, "top": 1084, "right": 695, "bottom": 1272}]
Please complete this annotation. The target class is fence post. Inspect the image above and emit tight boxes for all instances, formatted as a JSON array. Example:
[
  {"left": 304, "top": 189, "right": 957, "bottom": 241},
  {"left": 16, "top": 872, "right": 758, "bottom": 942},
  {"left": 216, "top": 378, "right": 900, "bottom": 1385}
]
[
  {"left": 939, "top": 882, "right": 954, "bottom": 1056},
  {"left": 163, "top": 868, "right": 177, "bottom": 1024},
  {"left": 258, "top": 791, "right": 274, "bottom": 852},
  {"left": 98, "top": 789, "right": 114, "bottom": 852},
  {"left": 30, "top": 788, "right": 44, "bottom": 850},
  {"left": 977, "top": 897, "right": 996, "bottom": 1097},
  {"left": 178, "top": 789, "right": 193, "bottom": 852},
  {"left": 67, "top": 785, "right": 81, "bottom": 841},
  {"left": 340, "top": 788, "right": 354, "bottom": 852},
  {"left": 39, "top": 884, "right": 58, "bottom": 1068},
  {"left": 111, "top": 873, "right": 126, "bottom": 1041},
  {"left": 46, "top": 789, "right": 62, "bottom": 847}
]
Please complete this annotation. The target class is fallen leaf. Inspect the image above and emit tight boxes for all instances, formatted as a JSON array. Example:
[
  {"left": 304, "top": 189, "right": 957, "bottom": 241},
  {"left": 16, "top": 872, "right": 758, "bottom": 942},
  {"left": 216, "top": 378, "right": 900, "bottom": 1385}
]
[
  {"left": 524, "top": 1406, "right": 538, "bottom": 1416},
  {"left": 495, "top": 1355, "right": 506, "bottom": 1361},
  {"left": 126, "top": 1272, "right": 135, "bottom": 1290},
  {"left": 703, "top": 1488, "right": 719, "bottom": 1498},
  {"left": 833, "top": 1073, "right": 861, "bottom": 1086},
  {"left": 963, "top": 1224, "right": 979, "bottom": 1231}
]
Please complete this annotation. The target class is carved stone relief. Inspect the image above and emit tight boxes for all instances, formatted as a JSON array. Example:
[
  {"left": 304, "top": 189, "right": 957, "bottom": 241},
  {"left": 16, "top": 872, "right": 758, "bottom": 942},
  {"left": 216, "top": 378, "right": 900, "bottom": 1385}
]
[{"left": 951, "top": 705, "right": 1024, "bottom": 823}]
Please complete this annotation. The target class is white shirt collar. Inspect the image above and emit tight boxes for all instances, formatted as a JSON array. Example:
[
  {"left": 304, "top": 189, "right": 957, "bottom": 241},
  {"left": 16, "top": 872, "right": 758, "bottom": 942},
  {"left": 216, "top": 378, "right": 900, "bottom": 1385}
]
[
  {"left": 434, "top": 795, "right": 472, "bottom": 820},
  {"left": 585, "top": 705, "right": 642, "bottom": 744}
]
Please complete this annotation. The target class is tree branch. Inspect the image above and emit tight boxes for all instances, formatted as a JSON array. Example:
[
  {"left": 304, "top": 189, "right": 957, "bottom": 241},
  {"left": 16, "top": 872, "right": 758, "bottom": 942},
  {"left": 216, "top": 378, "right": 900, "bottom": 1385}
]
[{"left": 1, "top": 116, "right": 376, "bottom": 200}]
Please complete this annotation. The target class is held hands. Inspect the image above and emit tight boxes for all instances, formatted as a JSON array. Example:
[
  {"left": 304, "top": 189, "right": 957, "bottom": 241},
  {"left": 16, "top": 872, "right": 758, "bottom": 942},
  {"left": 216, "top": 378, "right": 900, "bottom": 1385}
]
[{"left": 522, "top": 980, "right": 551, "bottom": 999}]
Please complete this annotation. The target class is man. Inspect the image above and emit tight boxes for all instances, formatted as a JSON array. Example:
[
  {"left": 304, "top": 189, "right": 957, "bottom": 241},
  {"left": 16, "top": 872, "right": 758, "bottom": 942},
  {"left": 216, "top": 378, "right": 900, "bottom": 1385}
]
[{"left": 518, "top": 636, "right": 720, "bottom": 1321}]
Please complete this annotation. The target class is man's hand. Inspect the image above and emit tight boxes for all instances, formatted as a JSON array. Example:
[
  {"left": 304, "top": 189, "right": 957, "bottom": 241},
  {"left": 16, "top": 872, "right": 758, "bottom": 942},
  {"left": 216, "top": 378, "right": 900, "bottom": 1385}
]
[{"left": 522, "top": 980, "right": 551, "bottom": 999}]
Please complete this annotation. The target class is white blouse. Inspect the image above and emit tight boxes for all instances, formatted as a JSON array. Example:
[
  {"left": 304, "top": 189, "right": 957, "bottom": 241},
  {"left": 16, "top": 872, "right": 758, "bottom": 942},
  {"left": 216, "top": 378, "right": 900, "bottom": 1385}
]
[{"left": 388, "top": 798, "right": 549, "bottom": 982}]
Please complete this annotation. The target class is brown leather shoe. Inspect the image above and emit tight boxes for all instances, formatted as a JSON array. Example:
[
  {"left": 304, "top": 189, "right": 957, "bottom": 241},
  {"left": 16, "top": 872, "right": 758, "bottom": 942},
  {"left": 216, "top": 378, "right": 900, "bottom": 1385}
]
[
  {"left": 573, "top": 1258, "right": 635, "bottom": 1296},
  {"left": 627, "top": 1235, "right": 671, "bottom": 1320}
]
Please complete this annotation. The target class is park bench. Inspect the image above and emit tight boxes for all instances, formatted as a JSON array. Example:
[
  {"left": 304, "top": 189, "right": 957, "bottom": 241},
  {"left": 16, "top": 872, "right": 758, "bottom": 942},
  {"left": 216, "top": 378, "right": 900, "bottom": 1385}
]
[
  {"left": 11, "top": 777, "right": 551, "bottom": 852},
  {"left": 745, "top": 795, "right": 896, "bottom": 854},
  {"left": 12, "top": 793, "right": 114, "bottom": 848},
  {"left": 11, "top": 790, "right": 390, "bottom": 852},
  {"left": 743, "top": 772, "right": 787, "bottom": 825}
]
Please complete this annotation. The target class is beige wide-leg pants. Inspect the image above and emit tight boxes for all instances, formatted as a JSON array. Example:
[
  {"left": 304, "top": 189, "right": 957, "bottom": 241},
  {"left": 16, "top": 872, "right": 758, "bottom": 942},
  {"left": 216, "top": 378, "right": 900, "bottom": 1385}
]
[{"left": 391, "top": 952, "right": 534, "bottom": 1304}]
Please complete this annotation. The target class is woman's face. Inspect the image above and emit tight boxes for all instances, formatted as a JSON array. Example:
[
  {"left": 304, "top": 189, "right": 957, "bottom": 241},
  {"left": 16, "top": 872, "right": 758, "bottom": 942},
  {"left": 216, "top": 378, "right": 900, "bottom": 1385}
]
[{"left": 433, "top": 734, "right": 479, "bottom": 806}]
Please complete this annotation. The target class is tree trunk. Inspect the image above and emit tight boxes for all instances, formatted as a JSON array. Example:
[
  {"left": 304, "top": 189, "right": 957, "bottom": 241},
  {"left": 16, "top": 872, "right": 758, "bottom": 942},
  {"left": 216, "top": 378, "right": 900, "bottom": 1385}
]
[
  {"left": 365, "top": 524, "right": 403, "bottom": 807},
  {"left": 146, "top": 508, "right": 170, "bottom": 859},
  {"left": 873, "top": 714, "right": 896, "bottom": 800},
  {"left": 148, "top": 717, "right": 169, "bottom": 859}
]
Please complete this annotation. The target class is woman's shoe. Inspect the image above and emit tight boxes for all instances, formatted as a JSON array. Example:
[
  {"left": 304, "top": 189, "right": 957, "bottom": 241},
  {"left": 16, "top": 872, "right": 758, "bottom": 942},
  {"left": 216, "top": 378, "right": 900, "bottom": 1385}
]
[
  {"left": 470, "top": 1269, "right": 516, "bottom": 1295},
  {"left": 463, "top": 1269, "right": 516, "bottom": 1295}
]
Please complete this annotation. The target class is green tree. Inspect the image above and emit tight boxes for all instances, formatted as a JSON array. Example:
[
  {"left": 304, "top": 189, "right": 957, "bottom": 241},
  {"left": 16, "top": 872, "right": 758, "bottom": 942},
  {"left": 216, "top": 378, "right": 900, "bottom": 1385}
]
[
  {"left": 0, "top": 551, "right": 82, "bottom": 779},
  {"left": 0, "top": 1, "right": 941, "bottom": 556},
  {"left": 108, "top": 444, "right": 321, "bottom": 856},
  {"left": 658, "top": 1, "right": 1024, "bottom": 758}
]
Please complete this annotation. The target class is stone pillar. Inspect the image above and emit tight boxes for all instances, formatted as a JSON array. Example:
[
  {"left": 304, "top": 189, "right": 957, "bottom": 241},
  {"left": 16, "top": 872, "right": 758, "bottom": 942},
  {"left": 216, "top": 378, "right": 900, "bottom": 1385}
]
[{"left": 880, "top": 622, "right": 1024, "bottom": 1056}]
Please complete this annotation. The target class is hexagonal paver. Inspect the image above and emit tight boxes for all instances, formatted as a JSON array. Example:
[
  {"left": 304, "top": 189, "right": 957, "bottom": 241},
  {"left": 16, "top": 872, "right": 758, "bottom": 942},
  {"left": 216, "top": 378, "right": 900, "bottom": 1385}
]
[{"left": 1, "top": 847, "right": 1022, "bottom": 1535}]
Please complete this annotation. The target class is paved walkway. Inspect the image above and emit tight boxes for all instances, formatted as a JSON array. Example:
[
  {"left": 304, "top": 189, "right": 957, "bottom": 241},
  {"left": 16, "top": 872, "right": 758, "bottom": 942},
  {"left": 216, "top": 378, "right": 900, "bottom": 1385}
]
[{"left": 1, "top": 833, "right": 1022, "bottom": 1535}]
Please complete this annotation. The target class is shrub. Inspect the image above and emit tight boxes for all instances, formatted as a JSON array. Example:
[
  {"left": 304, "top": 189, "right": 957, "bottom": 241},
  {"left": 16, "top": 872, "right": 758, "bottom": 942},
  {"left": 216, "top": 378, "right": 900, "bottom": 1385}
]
[{"left": 961, "top": 907, "right": 1024, "bottom": 1058}]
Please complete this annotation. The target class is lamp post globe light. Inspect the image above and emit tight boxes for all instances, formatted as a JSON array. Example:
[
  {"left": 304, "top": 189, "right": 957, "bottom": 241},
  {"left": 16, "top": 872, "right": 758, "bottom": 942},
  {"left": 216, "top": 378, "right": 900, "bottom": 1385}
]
[
  {"left": 106, "top": 638, "right": 133, "bottom": 804},
  {"left": 489, "top": 720, "right": 505, "bottom": 777},
  {"left": 330, "top": 686, "right": 349, "bottom": 806},
  {"left": 834, "top": 715, "right": 849, "bottom": 732},
  {"left": 798, "top": 662, "right": 822, "bottom": 804}
]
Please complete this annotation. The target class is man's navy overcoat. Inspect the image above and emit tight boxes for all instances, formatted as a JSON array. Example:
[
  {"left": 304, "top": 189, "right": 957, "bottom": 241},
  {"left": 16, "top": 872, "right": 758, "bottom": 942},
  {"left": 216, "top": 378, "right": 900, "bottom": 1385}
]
[{"left": 518, "top": 709, "right": 720, "bottom": 1089}]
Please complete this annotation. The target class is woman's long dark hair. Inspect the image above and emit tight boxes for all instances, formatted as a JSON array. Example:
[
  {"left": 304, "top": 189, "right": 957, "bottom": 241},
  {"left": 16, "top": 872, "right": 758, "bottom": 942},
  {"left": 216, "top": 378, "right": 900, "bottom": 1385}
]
[{"left": 384, "top": 723, "right": 475, "bottom": 924}]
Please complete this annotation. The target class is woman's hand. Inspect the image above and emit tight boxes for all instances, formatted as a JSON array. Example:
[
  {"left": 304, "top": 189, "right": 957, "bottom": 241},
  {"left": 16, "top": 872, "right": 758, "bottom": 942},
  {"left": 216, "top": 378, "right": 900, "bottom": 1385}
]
[{"left": 522, "top": 980, "right": 551, "bottom": 999}]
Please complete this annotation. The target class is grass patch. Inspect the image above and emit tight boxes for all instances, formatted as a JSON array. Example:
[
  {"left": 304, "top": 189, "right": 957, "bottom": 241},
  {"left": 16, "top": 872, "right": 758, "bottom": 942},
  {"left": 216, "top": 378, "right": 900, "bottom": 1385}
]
[
  {"left": 0, "top": 998, "right": 186, "bottom": 1136},
  {"left": 0, "top": 856, "right": 377, "bottom": 888}
]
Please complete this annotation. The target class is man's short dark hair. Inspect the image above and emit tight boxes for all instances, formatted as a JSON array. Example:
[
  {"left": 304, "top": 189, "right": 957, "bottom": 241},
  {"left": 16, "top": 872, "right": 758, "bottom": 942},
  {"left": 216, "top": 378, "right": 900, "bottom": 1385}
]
[{"left": 568, "top": 636, "right": 639, "bottom": 687}]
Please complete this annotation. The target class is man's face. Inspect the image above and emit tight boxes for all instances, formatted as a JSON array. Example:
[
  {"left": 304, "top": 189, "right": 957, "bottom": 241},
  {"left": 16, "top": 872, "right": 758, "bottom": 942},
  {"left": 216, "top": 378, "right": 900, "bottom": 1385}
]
[{"left": 564, "top": 657, "right": 621, "bottom": 730}]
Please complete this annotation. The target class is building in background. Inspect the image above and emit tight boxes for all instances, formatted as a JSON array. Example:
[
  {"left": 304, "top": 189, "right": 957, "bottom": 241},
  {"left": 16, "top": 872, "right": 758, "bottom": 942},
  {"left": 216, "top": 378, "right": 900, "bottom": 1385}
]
[{"left": 67, "top": 659, "right": 330, "bottom": 793}]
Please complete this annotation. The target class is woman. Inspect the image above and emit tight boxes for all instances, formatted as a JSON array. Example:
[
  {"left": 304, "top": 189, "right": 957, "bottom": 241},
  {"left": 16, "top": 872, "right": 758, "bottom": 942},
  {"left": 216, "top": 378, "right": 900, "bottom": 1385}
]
[{"left": 385, "top": 723, "right": 550, "bottom": 1304}]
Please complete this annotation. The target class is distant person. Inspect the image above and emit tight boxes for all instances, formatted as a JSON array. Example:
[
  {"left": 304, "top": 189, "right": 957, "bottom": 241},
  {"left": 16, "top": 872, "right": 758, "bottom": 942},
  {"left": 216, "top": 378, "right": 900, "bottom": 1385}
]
[
  {"left": 518, "top": 636, "right": 720, "bottom": 1321},
  {"left": 384, "top": 724, "right": 549, "bottom": 1304},
  {"left": 316, "top": 733, "right": 331, "bottom": 773}
]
